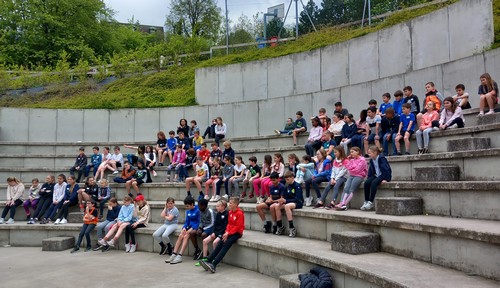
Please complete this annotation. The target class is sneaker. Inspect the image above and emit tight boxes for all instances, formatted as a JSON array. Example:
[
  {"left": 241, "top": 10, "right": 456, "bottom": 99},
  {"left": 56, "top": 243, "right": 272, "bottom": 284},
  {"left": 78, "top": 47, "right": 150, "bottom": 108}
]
[
  {"left": 365, "top": 201, "right": 374, "bottom": 210},
  {"left": 222, "top": 195, "right": 229, "bottom": 201},
  {"left": 85, "top": 246, "right": 92, "bottom": 252},
  {"left": 248, "top": 193, "right": 254, "bottom": 199},
  {"left": 417, "top": 148, "right": 423, "bottom": 155},
  {"left": 477, "top": 112, "right": 484, "bottom": 117},
  {"left": 27, "top": 218, "right": 34, "bottom": 224},
  {"left": 273, "top": 225, "right": 278, "bottom": 234},
  {"left": 404, "top": 152, "right": 410, "bottom": 155},
  {"left": 448, "top": 123, "right": 458, "bottom": 129},
  {"left": 70, "top": 247, "right": 79, "bottom": 254},
  {"left": 195, "top": 257, "right": 208, "bottom": 266},
  {"left": 214, "top": 195, "right": 221, "bottom": 202},
  {"left": 305, "top": 196, "right": 313, "bottom": 207},
  {"left": 274, "top": 129, "right": 280, "bottom": 135},
  {"left": 166, "top": 245, "right": 173, "bottom": 255},
  {"left": 125, "top": 243, "right": 131, "bottom": 252},
  {"left": 360, "top": 201, "right": 368, "bottom": 211},
  {"left": 129, "top": 244, "right": 136, "bottom": 253},
  {"left": 98, "top": 238, "right": 107, "bottom": 246},
  {"left": 276, "top": 226, "right": 285, "bottom": 235},
  {"left": 200, "top": 260, "right": 210, "bottom": 271},
  {"left": 204, "top": 195, "right": 210, "bottom": 200},
  {"left": 205, "top": 261, "right": 216, "bottom": 273},
  {"left": 396, "top": 152, "right": 402, "bottom": 156},
  {"left": 289, "top": 228, "right": 297, "bottom": 238},
  {"left": 338, "top": 205, "right": 348, "bottom": 211},
  {"left": 486, "top": 110, "right": 495, "bottom": 115},
  {"left": 193, "top": 248, "right": 202, "bottom": 260},
  {"left": 159, "top": 244, "right": 166, "bottom": 255},
  {"left": 209, "top": 195, "right": 216, "bottom": 202},
  {"left": 107, "top": 239, "right": 115, "bottom": 247},
  {"left": 170, "top": 254, "right": 182, "bottom": 264},
  {"left": 54, "top": 218, "right": 61, "bottom": 225},
  {"left": 6, "top": 218, "right": 14, "bottom": 224},
  {"left": 40, "top": 218, "right": 47, "bottom": 224},
  {"left": 325, "top": 203, "right": 335, "bottom": 210},
  {"left": 263, "top": 221, "right": 272, "bottom": 234},
  {"left": 93, "top": 245, "right": 103, "bottom": 251},
  {"left": 112, "top": 170, "right": 119, "bottom": 174},
  {"left": 313, "top": 202, "right": 324, "bottom": 209},
  {"left": 153, "top": 170, "right": 157, "bottom": 177},
  {"left": 165, "top": 254, "right": 176, "bottom": 263},
  {"left": 102, "top": 245, "right": 111, "bottom": 252},
  {"left": 432, "top": 127, "right": 440, "bottom": 131},
  {"left": 423, "top": 148, "right": 429, "bottom": 154}
]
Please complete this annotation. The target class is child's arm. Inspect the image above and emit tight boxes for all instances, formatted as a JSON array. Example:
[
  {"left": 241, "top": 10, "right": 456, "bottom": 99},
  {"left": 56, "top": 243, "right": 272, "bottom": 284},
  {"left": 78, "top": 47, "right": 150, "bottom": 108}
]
[
  {"left": 123, "top": 144, "right": 138, "bottom": 150},
  {"left": 397, "top": 121, "right": 403, "bottom": 135},
  {"left": 406, "top": 121, "right": 413, "bottom": 132}
]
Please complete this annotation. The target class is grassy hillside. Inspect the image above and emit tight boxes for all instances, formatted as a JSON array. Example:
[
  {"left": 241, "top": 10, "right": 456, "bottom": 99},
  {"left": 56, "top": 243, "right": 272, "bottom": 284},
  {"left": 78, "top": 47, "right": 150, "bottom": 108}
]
[{"left": 3, "top": 0, "right": 498, "bottom": 109}]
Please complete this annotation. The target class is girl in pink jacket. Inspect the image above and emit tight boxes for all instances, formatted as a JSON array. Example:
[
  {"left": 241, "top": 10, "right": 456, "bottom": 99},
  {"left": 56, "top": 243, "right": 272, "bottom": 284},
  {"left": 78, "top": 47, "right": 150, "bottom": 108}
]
[{"left": 334, "top": 147, "right": 367, "bottom": 210}]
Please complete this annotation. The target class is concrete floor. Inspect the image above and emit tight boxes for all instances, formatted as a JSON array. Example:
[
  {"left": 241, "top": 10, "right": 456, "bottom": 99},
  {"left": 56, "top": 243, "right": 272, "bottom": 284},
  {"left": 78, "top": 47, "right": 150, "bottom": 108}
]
[{"left": 0, "top": 247, "right": 278, "bottom": 288}]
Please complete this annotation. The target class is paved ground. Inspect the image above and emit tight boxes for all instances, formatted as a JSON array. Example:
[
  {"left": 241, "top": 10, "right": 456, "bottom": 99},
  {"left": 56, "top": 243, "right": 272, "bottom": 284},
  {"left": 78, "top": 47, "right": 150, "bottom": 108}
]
[{"left": 0, "top": 247, "right": 278, "bottom": 288}]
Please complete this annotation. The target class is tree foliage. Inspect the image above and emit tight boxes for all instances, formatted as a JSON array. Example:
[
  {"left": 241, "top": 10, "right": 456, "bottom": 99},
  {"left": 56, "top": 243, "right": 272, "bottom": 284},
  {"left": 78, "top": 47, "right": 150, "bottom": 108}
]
[
  {"left": 166, "top": 0, "right": 223, "bottom": 43},
  {"left": 0, "top": 0, "right": 156, "bottom": 68}
]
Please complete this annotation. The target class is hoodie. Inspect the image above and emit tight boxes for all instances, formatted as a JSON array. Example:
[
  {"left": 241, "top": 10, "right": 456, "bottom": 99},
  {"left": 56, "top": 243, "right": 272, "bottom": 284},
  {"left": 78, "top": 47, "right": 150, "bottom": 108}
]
[
  {"left": 183, "top": 205, "right": 200, "bottom": 230},
  {"left": 345, "top": 157, "right": 368, "bottom": 178}
]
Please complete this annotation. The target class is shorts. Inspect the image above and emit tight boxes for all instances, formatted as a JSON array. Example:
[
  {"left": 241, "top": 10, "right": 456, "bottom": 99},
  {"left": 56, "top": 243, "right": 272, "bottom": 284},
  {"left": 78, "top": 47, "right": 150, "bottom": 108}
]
[
  {"left": 136, "top": 179, "right": 144, "bottom": 185},
  {"left": 401, "top": 130, "right": 414, "bottom": 136},
  {"left": 116, "top": 162, "right": 122, "bottom": 168},
  {"left": 366, "top": 132, "right": 381, "bottom": 143},
  {"left": 202, "top": 227, "right": 214, "bottom": 235}
]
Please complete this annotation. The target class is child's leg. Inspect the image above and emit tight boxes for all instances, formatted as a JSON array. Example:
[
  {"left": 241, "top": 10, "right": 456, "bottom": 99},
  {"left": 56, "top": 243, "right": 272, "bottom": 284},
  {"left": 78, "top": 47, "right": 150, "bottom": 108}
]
[
  {"left": 75, "top": 224, "right": 88, "bottom": 248},
  {"left": 261, "top": 178, "right": 271, "bottom": 197},
  {"left": 202, "top": 234, "right": 214, "bottom": 257},
  {"left": 395, "top": 134, "right": 402, "bottom": 152},
  {"left": 332, "top": 177, "right": 346, "bottom": 202},
  {"left": 179, "top": 229, "right": 193, "bottom": 255},
  {"left": 404, "top": 131, "right": 411, "bottom": 152},
  {"left": 284, "top": 203, "right": 296, "bottom": 221},
  {"left": 114, "top": 222, "right": 130, "bottom": 239},
  {"left": 253, "top": 178, "right": 261, "bottom": 197},
  {"left": 319, "top": 182, "right": 333, "bottom": 204},
  {"left": 204, "top": 179, "right": 213, "bottom": 195},
  {"left": 233, "top": 177, "right": 243, "bottom": 197},
  {"left": 194, "top": 177, "right": 203, "bottom": 192},
  {"left": 125, "top": 180, "right": 132, "bottom": 194},
  {"left": 84, "top": 224, "right": 96, "bottom": 247},
  {"left": 189, "top": 228, "right": 199, "bottom": 250},
  {"left": 270, "top": 203, "right": 278, "bottom": 222},
  {"left": 367, "top": 176, "right": 383, "bottom": 203},
  {"left": 104, "top": 223, "right": 118, "bottom": 240},
  {"left": 363, "top": 176, "right": 376, "bottom": 202},
  {"left": 345, "top": 176, "right": 363, "bottom": 206},
  {"left": 256, "top": 203, "right": 268, "bottom": 221},
  {"left": 185, "top": 177, "right": 193, "bottom": 191},
  {"left": 132, "top": 181, "right": 140, "bottom": 194},
  {"left": 96, "top": 220, "right": 110, "bottom": 240},
  {"left": 173, "top": 230, "right": 187, "bottom": 253},
  {"left": 162, "top": 224, "right": 177, "bottom": 246},
  {"left": 23, "top": 199, "right": 31, "bottom": 217},
  {"left": 211, "top": 179, "right": 219, "bottom": 197}
]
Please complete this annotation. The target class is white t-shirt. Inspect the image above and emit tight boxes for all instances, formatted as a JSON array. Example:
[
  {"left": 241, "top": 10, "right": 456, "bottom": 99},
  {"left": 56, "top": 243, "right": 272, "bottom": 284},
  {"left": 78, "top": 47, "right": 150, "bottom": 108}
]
[
  {"left": 195, "top": 163, "right": 210, "bottom": 179},
  {"left": 366, "top": 115, "right": 381, "bottom": 134}
]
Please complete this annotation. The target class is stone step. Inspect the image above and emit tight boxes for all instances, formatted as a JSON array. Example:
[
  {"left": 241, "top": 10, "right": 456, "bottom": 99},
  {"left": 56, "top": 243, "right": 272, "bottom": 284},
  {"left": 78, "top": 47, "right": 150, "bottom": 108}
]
[
  {"left": 67, "top": 212, "right": 84, "bottom": 223},
  {"left": 414, "top": 165, "right": 460, "bottom": 182},
  {"left": 42, "top": 236, "right": 75, "bottom": 251},
  {"left": 331, "top": 231, "right": 380, "bottom": 254},
  {"left": 375, "top": 197, "right": 423, "bottom": 216},
  {"left": 447, "top": 137, "right": 491, "bottom": 152},
  {"left": 477, "top": 111, "right": 500, "bottom": 126},
  {"left": 279, "top": 274, "right": 301, "bottom": 288},
  {"left": 1, "top": 223, "right": 499, "bottom": 287}
]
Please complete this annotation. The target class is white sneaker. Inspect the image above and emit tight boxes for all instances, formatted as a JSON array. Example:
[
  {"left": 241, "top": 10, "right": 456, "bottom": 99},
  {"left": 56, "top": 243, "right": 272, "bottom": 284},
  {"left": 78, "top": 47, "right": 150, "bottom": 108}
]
[
  {"left": 365, "top": 201, "right": 374, "bottom": 210},
  {"left": 209, "top": 195, "right": 216, "bottom": 202},
  {"left": 274, "top": 129, "right": 280, "bottom": 135},
  {"left": 204, "top": 195, "right": 210, "bottom": 200},
  {"left": 214, "top": 195, "right": 221, "bottom": 202},
  {"left": 222, "top": 195, "right": 228, "bottom": 201},
  {"left": 486, "top": 110, "right": 495, "bottom": 115},
  {"left": 165, "top": 254, "right": 176, "bottom": 263},
  {"left": 6, "top": 218, "right": 14, "bottom": 224},
  {"left": 113, "top": 170, "right": 119, "bottom": 174},
  {"left": 448, "top": 124, "right": 458, "bottom": 129},
  {"left": 98, "top": 238, "right": 107, "bottom": 246},
  {"left": 170, "top": 254, "right": 182, "bottom": 264},
  {"left": 107, "top": 239, "right": 115, "bottom": 247},
  {"left": 60, "top": 218, "right": 68, "bottom": 224},
  {"left": 0, "top": 218, "right": 4, "bottom": 224},
  {"left": 54, "top": 219, "right": 61, "bottom": 225},
  {"left": 432, "top": 127, "right": 440, "bottom": 131},
  {"left": 129, "top": 244, "right": 136, "bottom": 253},
  {"left": 305, "top": 197, "right": 313, "bottom": 207},
  {"left": 125, "top": 243, "right": 131, "bottom": 252},
  {"left": 360, "top": 201, "right": 368, "bottom": 211},
  {"left": 153, "top": 170, "right": 157, "bottom": 177}
]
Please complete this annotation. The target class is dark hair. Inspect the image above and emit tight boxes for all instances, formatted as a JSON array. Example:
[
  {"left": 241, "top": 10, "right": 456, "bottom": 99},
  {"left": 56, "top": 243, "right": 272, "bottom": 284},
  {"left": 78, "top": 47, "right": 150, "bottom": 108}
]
[
  {"left": 263, "top": 154, "right": 272, "bottom": 167},
  {"left": 402, "top": 103, "right": 411, "bottom": 109},
  {"left": 443, "top": 96, "right": 457, "bottom": 113},
  {"left": 394, "top": 90, "right": 403, "bottom": 97},
  {"left": 190, "top": 120, "right": 197, "bottom": 125},
  {"left": 426, "top": 82, "right": 435, "bottom": 87},
  {"left": 288, "top": 153, "right": 299, "bottom": 163},
  {"left": 249, "top": 156, "right": 257, "bottom": 163},
  {"left": 157, "top": 131, "right": 166, "bottom": 139},
  {"left": 58, "top": 174, "right": 67, "bottom": 182},
  {"left": 184, "top": 195, "right": 195, "bottom": 206},
  {"left": 311, "top": 117, "right": 320, "bottom": 127},
  {"left": 385, "top": 107, "right": 395, "bottom": 115},
  {"left": 367, "top": 106, "right": 377, "bottom": 113},
  {"left": 368, "top": 99, "right": 377, "bottom": 105},
  {"left": 168, "top": 130, "right": 175, "bottom": 135},
  {"left": 235, "top": 156, "right": 244, "bottom": 164},
  {"left": 403, "top": 86, "right": 413, "bottom": 92},
  {"left": 198, "top": 198, "right": 208, "bottom": 207},
  {"left": 179, "top": 118, "right": 188, "bottom": 126},
  {"left": 138, "top": 145, "right": 145, "bottom": 155},
  {"left": 224, "top": 155, "right": 232, "bottom": 162},
  {"left": 296, "top": 111, "right": 303, "bottom": 117},
  {"left": 166, "top": 197, "right": 175, "bottom": 204},
  {"left": 79, "top": 146, "right": 85, "bottom": 151},
  {"left": 334, "top": 102, "right": 342, "bottom": 107},
  {"left": 455, "top": 84, "right": 465, "bottom": 90},
  {"left": 382, "top": 92, "right": 391, "bottom": 99},
  {"left": 137, "top": 159, "right": 145, "bottom": 168},
  {"left": 113, "top": 146, "right": 120, "bottom": 151},
  {"left": 319, "top": 108, "right": 326, "bottom": 113},
  {"left": 92, "top": 146, "right": 99, "bottom": 151},
  {"left": 109, "top": 197, "right": 118, "bottom": 204},
  {"left": 302, "top": 155, "right": 312, "bottom": 162},
  {"left": 345, "top": 113, "right": 354, "bottom": 122},
  {"left": 270, "top": 172, "right": 279, "bottom": 179},
  {"left": 201, "top": 143, "right": 207, "bottom": 147},
  {"left": 196, "top": 156, "right": 203, "bottom": 161},
  {"left": 359, "top": 110, "right": 368, "bottom": 123},
  {"left": 103, "top": 146, "right": 110, "bottom": 152},
  {"left": 274, "top": 153, "right": 283, "bottom": 163}
]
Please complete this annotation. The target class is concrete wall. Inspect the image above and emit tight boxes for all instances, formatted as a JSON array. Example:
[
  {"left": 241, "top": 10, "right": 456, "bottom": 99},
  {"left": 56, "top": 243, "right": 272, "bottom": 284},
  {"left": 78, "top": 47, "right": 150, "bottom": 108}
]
[
  {"left": 0, "top": 0, "right": 496, "bottom": 142},
  {"left": 195, "top": 0, "right": 494, "bottom": 115}
]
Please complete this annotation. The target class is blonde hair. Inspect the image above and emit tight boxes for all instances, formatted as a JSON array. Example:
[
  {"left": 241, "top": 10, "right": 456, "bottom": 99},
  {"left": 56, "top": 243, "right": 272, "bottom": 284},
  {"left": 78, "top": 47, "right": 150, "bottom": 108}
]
[
  {"left": 6, "top": 177, "right": 20, "bottom": 184},
  {"left": 368, "top": 145, "right": 383, "bottom": 155},
  {"left": 217, "top": 199, "right": 227, "bottom": 208}
]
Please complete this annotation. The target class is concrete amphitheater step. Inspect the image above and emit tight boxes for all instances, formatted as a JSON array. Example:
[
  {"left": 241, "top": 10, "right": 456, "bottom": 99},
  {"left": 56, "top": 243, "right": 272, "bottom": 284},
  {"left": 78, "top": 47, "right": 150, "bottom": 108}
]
[
  {"left": 331, "top": 231, "right": 380, "bottom": 254},
  {"left": 0, "top": 223, "right": 498, "bottom": 287},
  {"left": 447, "top": 137, "right": 491, "bottom": 152},
  {"left": 375, "top": 197, "right": 423, "bottom": 216},
  {"left": 414, "top": 165, "right": 460, "bottom": 181},
  {"left": 42, "top": 236, "right": 75, "bottom": 251}
]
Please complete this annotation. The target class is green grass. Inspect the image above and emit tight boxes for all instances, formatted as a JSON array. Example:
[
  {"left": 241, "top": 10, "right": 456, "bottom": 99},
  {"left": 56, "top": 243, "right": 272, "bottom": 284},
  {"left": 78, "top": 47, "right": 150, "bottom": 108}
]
[{"left": 3, "top": 0, "right": 499, "bottom": 109}]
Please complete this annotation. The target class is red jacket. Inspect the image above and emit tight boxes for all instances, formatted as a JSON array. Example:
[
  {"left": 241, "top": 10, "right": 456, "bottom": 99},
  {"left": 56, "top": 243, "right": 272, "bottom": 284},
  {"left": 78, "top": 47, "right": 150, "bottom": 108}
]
[{"left": 226, "top": 207, "right": 244, "bottom": 236}]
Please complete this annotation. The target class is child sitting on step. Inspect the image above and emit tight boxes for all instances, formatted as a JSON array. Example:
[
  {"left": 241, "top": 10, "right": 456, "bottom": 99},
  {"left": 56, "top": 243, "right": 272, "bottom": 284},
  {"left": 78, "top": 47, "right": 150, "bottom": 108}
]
[
  {"left": 166, "top": 145, "right": 186, "bottom": 182},
  {"left": 23, "top": 178, "right": 41, "bottom": 222},
  {"left": 319, "top": 146, "right": 348, "bottom": 209},
  {"left": 193, "top": 199, "right": 215, "bottom": 260},
  {"left": 294, "top": 155, "right": 314, "bottom": 184},
  {"left": 153, "top": 197, "right": 179, "bottom": 256},
  {"left": 334, "top": 147, "right": 367, "bottom": 211},
  {"left": 256, "top": 172, "right": 285, "bottom": 234},
  {"left": 71, "top": 200, "right": 98, "bottom": 253},
  {"left": 99, "top": 196, "right": 135, "bottom": 252},
  {"left": 197, "top": 199, "right": 228, "bottom": 266},
  {"left": 273, "top": 171, "right": 303, "bottom": 238},
  {"left": 361, "top": 146, "right": 392, "bottom": 211},
  {"left": 124, "top": 194, "right": 150, "bottom": 253}
]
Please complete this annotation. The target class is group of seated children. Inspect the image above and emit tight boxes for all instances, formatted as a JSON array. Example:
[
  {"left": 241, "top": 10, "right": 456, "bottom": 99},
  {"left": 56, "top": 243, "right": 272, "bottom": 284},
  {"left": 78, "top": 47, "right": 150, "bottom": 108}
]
[{"left": 277, "top": 74, "right": 497, "bottom": 157}]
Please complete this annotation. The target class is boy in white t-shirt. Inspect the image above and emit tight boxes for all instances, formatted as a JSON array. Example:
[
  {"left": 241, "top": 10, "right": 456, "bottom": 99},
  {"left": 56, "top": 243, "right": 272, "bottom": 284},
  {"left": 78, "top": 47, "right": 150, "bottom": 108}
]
[
  {"left": 363, "top": 106, "right": 382, "bottom": 157},
  {"left": 186, "top": 156, "right": 210, "bottom": 201}
]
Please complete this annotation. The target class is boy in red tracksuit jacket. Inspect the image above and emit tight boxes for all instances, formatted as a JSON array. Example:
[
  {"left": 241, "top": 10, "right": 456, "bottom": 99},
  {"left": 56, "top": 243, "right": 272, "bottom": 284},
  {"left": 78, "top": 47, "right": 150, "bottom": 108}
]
[{"left": 200, "top": 197, "right": 244, "bottom": 273}]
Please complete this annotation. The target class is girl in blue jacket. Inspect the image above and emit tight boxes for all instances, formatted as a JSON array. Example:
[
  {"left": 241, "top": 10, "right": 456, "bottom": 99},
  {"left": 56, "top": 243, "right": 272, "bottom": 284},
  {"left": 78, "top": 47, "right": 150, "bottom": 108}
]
[
  {"left": 304, "top": 148, "right": 332, "bottom": 207},
  {"left": 361, "top": 146, "right": 392, "bottom": 211}
]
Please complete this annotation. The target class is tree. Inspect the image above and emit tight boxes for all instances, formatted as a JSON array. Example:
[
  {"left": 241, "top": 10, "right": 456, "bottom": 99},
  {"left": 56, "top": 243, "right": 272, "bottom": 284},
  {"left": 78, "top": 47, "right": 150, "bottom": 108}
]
[
  {"left": 266, "top": 18, "right": 290, "bottom": 39},
  {"left": 299, "top": 0, "right": 319, "bottom": 35},
  {"left": 165, "top": 0, "right": 223, "bottom": 43}
]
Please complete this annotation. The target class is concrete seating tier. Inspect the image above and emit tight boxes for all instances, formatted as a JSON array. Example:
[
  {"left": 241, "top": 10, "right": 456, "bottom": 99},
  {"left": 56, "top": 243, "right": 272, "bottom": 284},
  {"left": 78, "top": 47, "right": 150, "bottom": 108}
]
[{"left": 0, "top": 223, "right": 498, "bottom": 287}]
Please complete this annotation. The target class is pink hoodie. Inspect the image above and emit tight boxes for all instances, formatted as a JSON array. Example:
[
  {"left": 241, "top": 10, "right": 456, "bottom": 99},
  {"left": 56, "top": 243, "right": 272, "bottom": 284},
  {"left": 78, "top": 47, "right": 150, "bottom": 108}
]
[{"left": 345, "top": 156, "right": 368, "bottom": 178}]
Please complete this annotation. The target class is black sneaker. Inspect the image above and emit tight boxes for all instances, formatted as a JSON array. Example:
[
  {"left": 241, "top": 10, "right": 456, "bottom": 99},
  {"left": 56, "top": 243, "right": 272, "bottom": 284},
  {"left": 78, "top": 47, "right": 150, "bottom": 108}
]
[
  {"left": 85, "top": 246, "right": 92, "bottom": 252},
  {"left": 404, "top": 152, "right": 410, "bottom": 155},
  {"left": 200, "top": 260, "right": 216, "bottom": 273},
  {"left": 193, "top": 248, "right": 202, "bottom": 260},
  {"left": 263, "top": 221, "right": 272, "bottom": 234},
  {"left": 102, "top": 245, "right": 110, "bottom": 252},
  {"left": 200, "top": 260, "right": 210, "bottom": 271},
  {"left": 70, "top": 247, "right": 79, "bottom": 254},
  {"left": 166, "top": 245, "right": 173, "bottom": 255},
  {"left": 276, "top": 226, "right": 285, "bottom": 235},
  {"left": 93, "top": 245, "right": 103, "bottom": 251},
  {"left": 159, "top": 244, "right": 167, "bottom": 255},
  {"left": 272, "top": 225, "right": 277, "bottom": 234}
]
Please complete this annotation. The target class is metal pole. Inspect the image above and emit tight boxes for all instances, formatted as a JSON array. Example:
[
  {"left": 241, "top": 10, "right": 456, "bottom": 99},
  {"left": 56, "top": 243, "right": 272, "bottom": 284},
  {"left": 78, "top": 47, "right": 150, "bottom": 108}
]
[
  {"left": 264, "top": 15, "right": 267, "bottom": 42},
  {"left": 362, "top": 0, "right": 367, "bottom": 28},
  {"left": 295, "top": 0, "right": 298, "bottom": 38},
  {"left": 368, "top": 0, "right": 371, "bottom": 26},
  {"left": 225, "top": 0, "right": 229, "bottom": 55}
]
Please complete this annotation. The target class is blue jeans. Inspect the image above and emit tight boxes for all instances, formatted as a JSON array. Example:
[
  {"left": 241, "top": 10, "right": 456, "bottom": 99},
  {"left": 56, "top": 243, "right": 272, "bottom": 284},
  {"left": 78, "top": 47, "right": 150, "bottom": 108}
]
[
  {"left": 319, "top": 176, "right": 347, "bottom": 203},
  {"left": 305, "top": 176, "right": 329, "bottom": 198},
  {"left": 96, "top": 220, "right": 115, "bottom": 239},
  {"left": 382, "top": 132, "right": 398, "bottom": 156},
  {"left": 44, "top": 201, "right": 64, "bottom": 219},
  {"left": 76, "top": 223, "right": 96, "bottom": 248}
]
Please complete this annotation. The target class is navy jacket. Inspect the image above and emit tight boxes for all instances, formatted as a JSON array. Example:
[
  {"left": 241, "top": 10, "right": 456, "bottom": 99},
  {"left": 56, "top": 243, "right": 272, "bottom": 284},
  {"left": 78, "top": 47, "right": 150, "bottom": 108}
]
[
  {"left": 284, "top": 181, "right": 304, "bottom": 208},
  {"left": 341, "top": 122, "right": 357, "bottom": 139},
  {"left": 106, "top": 204, "right": 122, "bottom": 221},
  {"left": 64, "top": 184, "right": 80, "bottom": 202},
  {"left": 368, "top": 155, "right": 392, "bottom": 181},
  {"left": 381, "top": 114, "right": 400, "bottom": 135}
]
